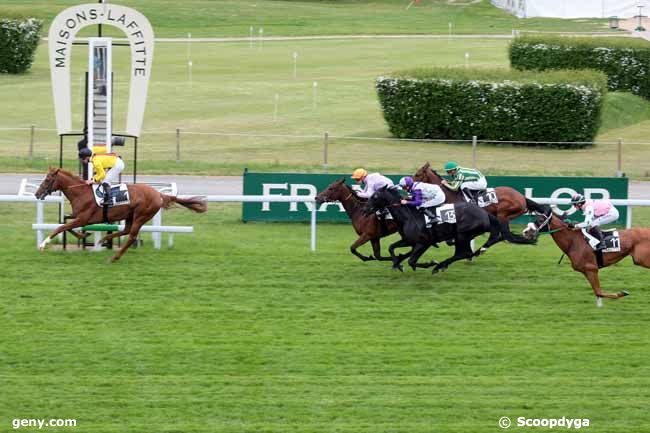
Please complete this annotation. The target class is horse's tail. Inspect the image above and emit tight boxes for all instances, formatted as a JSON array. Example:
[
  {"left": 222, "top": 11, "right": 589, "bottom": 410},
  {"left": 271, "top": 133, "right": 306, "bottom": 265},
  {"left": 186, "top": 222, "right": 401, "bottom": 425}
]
[
  {"left": 489, "top": 213, "right": 536, "bottom": 245},
  {"left": 525, "top": 198, "right": 549, "bottom": 215},
  {"left": 162, "top": 194, "right": 208, "bottom": 213}
]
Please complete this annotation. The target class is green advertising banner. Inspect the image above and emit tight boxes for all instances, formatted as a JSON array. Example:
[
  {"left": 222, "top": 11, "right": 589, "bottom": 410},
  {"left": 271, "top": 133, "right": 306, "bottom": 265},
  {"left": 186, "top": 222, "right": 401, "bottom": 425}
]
[{"left": 242, "top": 171, "right": 628, "bottom": 225}]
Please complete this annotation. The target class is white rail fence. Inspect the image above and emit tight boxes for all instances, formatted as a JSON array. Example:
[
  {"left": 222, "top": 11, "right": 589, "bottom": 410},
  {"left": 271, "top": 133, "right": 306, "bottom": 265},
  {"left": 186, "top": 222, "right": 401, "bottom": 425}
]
[
  {"left": 0, "top": 194, "right": 319, "bottom": 251},
  {"left": 0, "top": 195, "right": 647, "bottom": 253}
]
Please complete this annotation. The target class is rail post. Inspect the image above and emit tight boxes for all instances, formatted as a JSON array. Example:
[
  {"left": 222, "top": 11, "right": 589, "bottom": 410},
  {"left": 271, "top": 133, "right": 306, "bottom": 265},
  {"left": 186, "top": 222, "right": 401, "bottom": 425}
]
[
  {"left": 472, "top": 135, "right": 477, "bottom": 168},
  {"left": 29, "top": 124, "right": 35, "bottom": 159},
  {"left": 617, "top": 138, "right": 624, "bottom": 177},
  {"left": 323, "top": 131, "right": 329, "bottom": 168},
  {"left": 310, "top": 204, "right": 317, "bottom": 252},
  {"left": 176, "top": 128, "right": 181, "bottom": 163}
]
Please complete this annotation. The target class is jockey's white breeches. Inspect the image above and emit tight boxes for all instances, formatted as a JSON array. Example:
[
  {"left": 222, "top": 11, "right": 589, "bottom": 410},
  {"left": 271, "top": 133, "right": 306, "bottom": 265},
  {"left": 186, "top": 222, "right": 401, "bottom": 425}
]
[
  {"left": 419, "top": 195, "right": 446, "bottom": 208},
  {"left": 461, "top": 177, "right": 487, "bottom": 191},
  {"left": 591, "top": 207, "right": 619, "bottom": 227},
  {"left": 102, "top": 158, "right": 124, "bottom": 184}
]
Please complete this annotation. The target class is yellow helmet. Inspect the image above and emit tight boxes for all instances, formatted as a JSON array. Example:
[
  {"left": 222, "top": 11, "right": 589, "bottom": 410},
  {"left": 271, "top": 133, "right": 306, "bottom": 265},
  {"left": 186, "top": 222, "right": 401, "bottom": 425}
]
[{"left": 351, "top": 168, "right": 368, "bottom": 180}]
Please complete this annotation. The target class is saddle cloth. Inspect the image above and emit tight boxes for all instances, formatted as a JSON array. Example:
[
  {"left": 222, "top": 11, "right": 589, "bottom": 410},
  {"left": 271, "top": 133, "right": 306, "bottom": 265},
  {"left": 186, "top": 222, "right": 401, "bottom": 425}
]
[
  {"left": 92, "top": 184, "right": 130, "bottom": 207},
  {"left": 375, "top": 208, "right": 394, "bottom": 220},
  {"left": 436, "top": 203, "right": 457, "bottom": 224},
  {"left": 477, "top": 188, "right": 498, "bottom": 208},
  {"left": 583, "top": 229, "right": 621, "bottom": 252}
]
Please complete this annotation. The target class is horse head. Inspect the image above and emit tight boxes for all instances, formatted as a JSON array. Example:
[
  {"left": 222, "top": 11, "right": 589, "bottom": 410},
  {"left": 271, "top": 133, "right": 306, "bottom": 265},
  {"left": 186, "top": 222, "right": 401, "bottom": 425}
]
[
  {"left": 315, "top": 177, "right": 348, "bottom": 205},
  {"left": 523, "top": 207, "right": 555, "bottom": 240},
  {"left": 35, "top": 167, "right": 62, "bottom": 200},
  {"left": 414, "top": 162, "right": 444, "bottom": 186},
  {"left": 362, "top": 186, "right": 399, "bottom": 216}
]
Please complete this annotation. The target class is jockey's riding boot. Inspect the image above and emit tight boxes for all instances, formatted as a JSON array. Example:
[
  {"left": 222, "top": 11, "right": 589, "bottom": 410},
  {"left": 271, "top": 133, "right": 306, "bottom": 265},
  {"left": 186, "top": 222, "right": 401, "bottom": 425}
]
[
  {"left": 423, "top": 208, "right": 438, "bottom": 226},
  {"left": 463, "top": 188, "right": 478, "bottom": 204},
  {"left": 590, "top": 226, "right": 606, "bottom": 249},
  {"left": 102, "top": 182, "right": 111, "bottom": 223}
]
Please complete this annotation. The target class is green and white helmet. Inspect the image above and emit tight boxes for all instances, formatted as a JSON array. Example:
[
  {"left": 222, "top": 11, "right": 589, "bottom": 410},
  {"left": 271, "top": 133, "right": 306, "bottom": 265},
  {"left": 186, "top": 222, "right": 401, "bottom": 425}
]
[{"left": 444, "top": 161, "right": 458, "bottom": 171}]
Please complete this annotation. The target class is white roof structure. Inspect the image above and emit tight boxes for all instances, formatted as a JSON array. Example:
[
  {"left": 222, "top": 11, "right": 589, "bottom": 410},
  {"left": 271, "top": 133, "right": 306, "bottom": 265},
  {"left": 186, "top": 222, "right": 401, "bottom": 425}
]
[{"left": 491, "top": 0, "right": 648, "bottom": 19}]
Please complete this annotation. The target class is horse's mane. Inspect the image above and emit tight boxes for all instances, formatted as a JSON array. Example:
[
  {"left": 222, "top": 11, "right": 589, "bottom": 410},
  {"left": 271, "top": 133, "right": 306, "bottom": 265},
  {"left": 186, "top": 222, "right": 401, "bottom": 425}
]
[
  {"left": 52, "top": 167, "right": 80, "bottom": 178},
  {"left": 341, "top": 181, "right": 368, "bottom": 204}
]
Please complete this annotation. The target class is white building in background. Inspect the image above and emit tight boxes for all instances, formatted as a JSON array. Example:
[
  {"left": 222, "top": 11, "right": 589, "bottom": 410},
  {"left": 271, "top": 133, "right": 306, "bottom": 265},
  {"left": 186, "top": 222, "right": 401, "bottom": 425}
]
[{"left": 491, "top": 0, "right": 648, "bottom": 19}]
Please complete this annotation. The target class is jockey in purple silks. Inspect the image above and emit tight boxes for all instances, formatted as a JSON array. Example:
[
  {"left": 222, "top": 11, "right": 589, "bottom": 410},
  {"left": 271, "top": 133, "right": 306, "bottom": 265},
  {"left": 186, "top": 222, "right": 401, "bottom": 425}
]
[{"left": 398, "top": 176, "right": 446, "bottom": 227}]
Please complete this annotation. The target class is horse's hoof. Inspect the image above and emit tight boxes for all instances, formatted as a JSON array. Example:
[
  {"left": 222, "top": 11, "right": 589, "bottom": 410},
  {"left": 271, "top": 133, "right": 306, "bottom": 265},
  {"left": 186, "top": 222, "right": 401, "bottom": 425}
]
[
  {"left": 596, "top": 297, "right": 603, "bottom": 308},
  {"left": 621, "top": 290, "right": 630, "bottom": 297},
  {"left": 392, "top": 264, "right": 404, "bottom": 273}
]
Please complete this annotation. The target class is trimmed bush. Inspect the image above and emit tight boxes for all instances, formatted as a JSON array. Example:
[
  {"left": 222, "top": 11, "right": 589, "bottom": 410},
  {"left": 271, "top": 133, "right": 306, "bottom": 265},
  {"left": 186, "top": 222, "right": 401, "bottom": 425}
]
[
  {"left": 0, "top": 18, "right": 43, "bottom": 74},
  {"left": 376, "top": 68, "right": 607, "bottom": 146},
  {"left": 510, "top": 35, "right": 650, "bottom": 99}
]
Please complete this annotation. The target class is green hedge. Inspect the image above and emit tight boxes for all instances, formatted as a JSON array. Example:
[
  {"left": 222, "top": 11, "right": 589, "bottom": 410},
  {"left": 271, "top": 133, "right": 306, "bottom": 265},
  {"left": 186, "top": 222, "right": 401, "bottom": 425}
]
[
  {"left": 510, "top": 35, "right": 650, "bottom": 99},
  {"left": 376, "top": 68, "right": 607, "bottom": 146},
  {"left": 0, "top": 18, "right": 43, "bottom": 74}
]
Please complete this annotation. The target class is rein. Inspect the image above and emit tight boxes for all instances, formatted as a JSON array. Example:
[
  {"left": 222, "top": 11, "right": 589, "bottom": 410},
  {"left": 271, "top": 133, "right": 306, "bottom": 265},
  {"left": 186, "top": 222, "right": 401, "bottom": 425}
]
[
  {"left": 62, "top": 183, "right": 89, "bottom": 191},
  {"left": 538, "top": 228, "right": 563, "bottom": 235}
]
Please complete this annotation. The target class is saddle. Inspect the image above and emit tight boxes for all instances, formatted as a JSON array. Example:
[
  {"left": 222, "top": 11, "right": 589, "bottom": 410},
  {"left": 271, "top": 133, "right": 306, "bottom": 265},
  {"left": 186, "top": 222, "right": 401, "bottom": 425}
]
[
  {"left": 463, "top": 188, "right": 498, "bottom": 207},
  {"left": 92, "top": 183, "right": 130, "bottom": 207},
  {"left": 582, "top": 228, "right": 621, "bottom": 252}
]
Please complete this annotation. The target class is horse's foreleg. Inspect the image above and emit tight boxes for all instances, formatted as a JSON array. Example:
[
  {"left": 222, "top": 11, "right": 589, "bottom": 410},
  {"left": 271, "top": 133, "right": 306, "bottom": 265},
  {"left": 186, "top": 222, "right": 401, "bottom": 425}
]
[
  {"left": 370, "top": 238, "right": 392, "bottom": 261},
  {"left": 583, "top": 269, "right": 629, "bottom": 304},
  {"left": 407, "top": 243, "right": 436, "bottom": 270},
  {"left": 350, "top": 234, "right": 375, "bottom": 261},
  {"left": 388, "top": 239, "right": 412, "bottom": 271},
  {"left": 433, "top": 239, "right": 473, "bottom": 274},
  {"left": 39, "top": 218, "right": 89, "bottom": 250}
]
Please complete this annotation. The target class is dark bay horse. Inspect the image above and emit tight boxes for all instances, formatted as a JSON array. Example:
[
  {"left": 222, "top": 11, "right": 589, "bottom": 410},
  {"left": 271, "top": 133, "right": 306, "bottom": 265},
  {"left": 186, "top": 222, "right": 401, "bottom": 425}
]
[
  {"left": 414, "top": 162, "right": 547, "bottom": 224},
  {"left": 35, "top": 167, "right": 207, "bottom": 262},
  {"left": 523, "top": 208, "right": 649, "bottom": 305},
  {"left": 363, "top": 187, "right": 534, "bottom": 273},
  {"left": 315, "top": 178, "right": 399, "bottom": 262}
]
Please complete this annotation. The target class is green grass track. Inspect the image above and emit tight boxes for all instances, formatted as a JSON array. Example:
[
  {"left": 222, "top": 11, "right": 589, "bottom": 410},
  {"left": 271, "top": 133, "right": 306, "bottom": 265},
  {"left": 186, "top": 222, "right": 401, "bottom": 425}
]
[{"left": 2, "top": 203, "right": 650, "bottom": 432}]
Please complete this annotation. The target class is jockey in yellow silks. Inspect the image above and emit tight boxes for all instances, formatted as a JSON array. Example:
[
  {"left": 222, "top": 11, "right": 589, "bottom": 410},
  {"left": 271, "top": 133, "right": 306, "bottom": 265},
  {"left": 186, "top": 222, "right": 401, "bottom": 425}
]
[{"left": 78, "top": 147, "right": 125, "bottom": 204}]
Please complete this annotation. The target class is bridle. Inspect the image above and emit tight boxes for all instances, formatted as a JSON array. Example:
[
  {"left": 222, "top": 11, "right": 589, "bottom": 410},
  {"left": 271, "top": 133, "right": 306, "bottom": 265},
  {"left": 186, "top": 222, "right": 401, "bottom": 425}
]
[
  {"left": 532, "top": 210, "right": 554, "bottom": 233},
  {"left": 39, "top": 169, "right": 60, "bottom": 196}
]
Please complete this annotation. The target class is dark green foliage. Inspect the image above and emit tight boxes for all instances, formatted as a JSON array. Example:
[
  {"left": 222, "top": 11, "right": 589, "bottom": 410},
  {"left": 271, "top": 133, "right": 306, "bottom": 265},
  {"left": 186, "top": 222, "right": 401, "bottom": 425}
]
[
  {"left": 510, "top": 35, "right": 650, "bottom": 99},
  {"left": 376, "top": 68, "right": 607, "bottom": 146},
  {"left": 0, "top": 18, "right": 43, "bottom": 74}
]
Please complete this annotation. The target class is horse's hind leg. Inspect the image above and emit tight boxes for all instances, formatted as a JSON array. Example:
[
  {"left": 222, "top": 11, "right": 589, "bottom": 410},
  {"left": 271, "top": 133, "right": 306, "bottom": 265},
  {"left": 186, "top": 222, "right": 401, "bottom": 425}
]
[
  {"left": 100, "top": 215, "right": 133, "bottom": 243},
  {"left": 110, "top": 217, "right": 146, "bottom": 262},
  {"left": 631, "top": 242, "right": 650, "bottom": 268}
]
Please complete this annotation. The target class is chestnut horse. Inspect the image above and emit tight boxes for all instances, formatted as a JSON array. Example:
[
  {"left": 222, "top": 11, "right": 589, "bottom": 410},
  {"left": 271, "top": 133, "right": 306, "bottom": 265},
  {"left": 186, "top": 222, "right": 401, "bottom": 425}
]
[
  {"left": 315, "top": 178, "right": 399, "bottom": 262},
  {"left": 523, "top": 208, "right": 649, "bottom": 305},
  {"left": 35, "top": 167, "right": 207, "bottom": 262},
  {"left": 414, "top": 162, "right": 547, "bottom": 224}
]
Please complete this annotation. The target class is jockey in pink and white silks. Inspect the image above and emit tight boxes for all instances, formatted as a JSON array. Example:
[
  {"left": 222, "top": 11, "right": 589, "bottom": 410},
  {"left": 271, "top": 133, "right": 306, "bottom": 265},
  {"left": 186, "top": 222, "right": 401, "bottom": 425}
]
[{"left": 570, "top": 194, "right": 619, "bottom": 249}]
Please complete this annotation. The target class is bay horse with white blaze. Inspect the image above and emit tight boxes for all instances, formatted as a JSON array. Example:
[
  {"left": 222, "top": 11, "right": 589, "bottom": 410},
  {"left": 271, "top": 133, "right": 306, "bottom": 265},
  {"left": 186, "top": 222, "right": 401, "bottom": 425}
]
[
  {"left": 522, "top": 208, "right": 650, "bottom": 305},
  {"left": 414, "top": 162, "right": 547, "bottom": 225},
  {"left": 35, "top": 167, "right": 207, "bottom": 262},
  {"left": 315, "top": 178, "right": 399, "bottom": 262}
]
